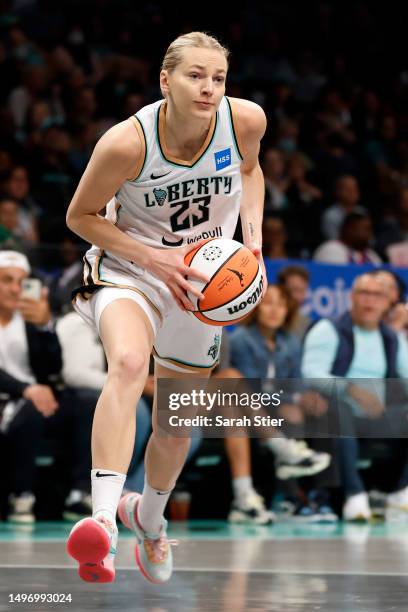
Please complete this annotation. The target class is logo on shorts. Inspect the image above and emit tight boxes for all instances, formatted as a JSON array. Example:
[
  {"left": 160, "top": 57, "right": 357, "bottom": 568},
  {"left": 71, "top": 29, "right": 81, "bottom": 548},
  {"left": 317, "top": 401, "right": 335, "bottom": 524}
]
[
  {"left": 207, "top": 334, "right": 221, "bottom": 360},
  {"left": 153, "top": 187, "right": 167, "bottom": 206},
  {"left": 214, "top": 148, "right": 231, "bottom": 171}
]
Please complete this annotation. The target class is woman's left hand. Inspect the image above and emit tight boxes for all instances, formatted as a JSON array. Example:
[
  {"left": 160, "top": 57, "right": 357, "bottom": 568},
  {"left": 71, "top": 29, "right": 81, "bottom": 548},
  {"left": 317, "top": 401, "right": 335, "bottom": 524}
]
[{"left": 246, "top": 242, "right": 267, "bottom": 298}]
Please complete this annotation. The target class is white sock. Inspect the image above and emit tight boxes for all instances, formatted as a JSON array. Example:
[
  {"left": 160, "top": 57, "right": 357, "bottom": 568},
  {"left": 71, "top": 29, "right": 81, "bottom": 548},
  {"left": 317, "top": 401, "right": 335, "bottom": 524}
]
[
  {"left": 232, "top": 476, "right": 254, "bottom": 502},
  {"left": 138, "top": 479, "right": 173, "bottom": 535},
  {"left": 265, "top": 437, "right": 291, "bottom": 457},
  {"left": 91, "top": 468, "right": 126, "bottom": 526}
]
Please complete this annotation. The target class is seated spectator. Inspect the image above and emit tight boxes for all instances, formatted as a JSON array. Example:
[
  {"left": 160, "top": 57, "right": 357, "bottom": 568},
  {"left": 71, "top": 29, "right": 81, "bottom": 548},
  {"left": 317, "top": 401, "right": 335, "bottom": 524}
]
[
  {"left": 276, "top": 118, "right": 300, "bottom": 156},
  {"left": 313, "top": 132, "right": 359, "bottom": 194},
  {"left": 229, "top": 284, "right": 331, "bottom": 488},
  {"left": 353, "top": 90, "right": 381, "bottom": 141},
  {"left": 285, "top": 154, "right": 323, "bottom": 253},
  {"left": 0, "top": 198, "right": 22, "bottom": 249},
  {"left": 321, "top": 175, "right": 365, "bottom": 240},
  {"left": 2, "top": 166, "right": 39, "bottom": 242},
  {"left": 262, "top": 148, "right": 289, "bottom": 213},
  {"left": 302, "top": 272, "right": 408, "bottom": 521},
  {"left": 0, "top": 197, "right": 36, "bottom": 249},
  {"left": 8, "top": 63, "right": 48, "bottom": 130},
  {"left": 316, "top": 87, "right": 355, "bottom": 145},
  {"left": 0, "top": 250, "right": 93, "bottom": 522},
  {"left": 374, "top": 270, "right": 408, "bottom": 336},
  {"left": 379, "top": 187, "right": 408, "bottom": 266},
  {"left": 48, "top": 234, "right": 85, "bottom": 315},
  {"left": 314, "top": 211, "right": 382, "bottom": 264},
  {"left": 211, "top": 331, "right": 276, "bottom": 525},
  {"left": 292, "top": 48, "right": 327, "bottom": 103},
  {"left": 0, "top": 151, "right": 13, "bottom": 181},
  {"left": 68, "top": 122, "right": 99, "bottom": 176},
  {"left": 365, "top": 114, "right": 400, "bottom": 196},
  {"left": 286, "top": 153, "right": 322, "bottom": 206},
  {"left": 277, "top": 264, "right": 312, "bottom": 339},
  {"left": 269, "top": 81, "right": 296, "bottom": 125},
  {"left": 262, "top": 216, "right": 289, "bottom": 259},
  {"left": 29, "top": 126, "right": 76, "bottom": 214}
]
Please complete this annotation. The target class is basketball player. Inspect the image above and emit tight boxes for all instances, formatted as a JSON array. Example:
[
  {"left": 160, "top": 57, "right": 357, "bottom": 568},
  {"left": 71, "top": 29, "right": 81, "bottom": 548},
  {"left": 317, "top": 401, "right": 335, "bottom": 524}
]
[{"left": 66, "top": 31, "right": 267, "bottom": 583}]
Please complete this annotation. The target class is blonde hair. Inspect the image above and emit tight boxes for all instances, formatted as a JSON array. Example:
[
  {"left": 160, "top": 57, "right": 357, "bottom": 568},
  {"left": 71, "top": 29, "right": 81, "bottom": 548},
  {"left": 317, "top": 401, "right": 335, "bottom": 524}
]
[{"left": 161, "top": 31, "right": 230, "bottom": 72}]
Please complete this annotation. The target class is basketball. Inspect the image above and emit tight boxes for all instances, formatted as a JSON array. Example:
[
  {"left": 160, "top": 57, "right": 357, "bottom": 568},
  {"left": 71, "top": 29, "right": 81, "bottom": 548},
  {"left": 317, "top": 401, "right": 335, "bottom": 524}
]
[{"left": 184, "top": 238, "right": 264, "bottom": 325}]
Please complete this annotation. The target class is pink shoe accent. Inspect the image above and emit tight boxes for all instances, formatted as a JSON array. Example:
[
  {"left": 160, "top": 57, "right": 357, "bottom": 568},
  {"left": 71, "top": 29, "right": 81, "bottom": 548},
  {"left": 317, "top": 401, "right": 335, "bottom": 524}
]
[
  {"left": 133, "top": 498, "right": 146, "bottom": 531},
  {"left": 135, "top": 545, "right": 163, "bottom": 584},
  {"left": 117, "top": 492, "right": 138, "bottom": 530},
  {"left": 66, "top": 518, "right": 115, "bottom": 583},
  {"left": 118, "top": 492, "right": 178, "bottom": 584},
  {"left": 133, "top": 502, "right": 178, "bottom": 583}
]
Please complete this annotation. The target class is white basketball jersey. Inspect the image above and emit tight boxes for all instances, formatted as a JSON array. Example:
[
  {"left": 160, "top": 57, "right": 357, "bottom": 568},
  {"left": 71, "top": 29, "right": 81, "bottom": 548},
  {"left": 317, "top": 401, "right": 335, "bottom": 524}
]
[{"left": 105, "top": 96, "right": 243, "bottom": 252}]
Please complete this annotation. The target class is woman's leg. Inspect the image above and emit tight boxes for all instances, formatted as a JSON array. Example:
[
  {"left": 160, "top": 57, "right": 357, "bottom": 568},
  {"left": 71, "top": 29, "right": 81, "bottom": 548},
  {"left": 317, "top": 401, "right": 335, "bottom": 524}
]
[
  {"left": 89, "top": 298, "right": 154, "bottom": 525},
  {"left": 144, "top": 362, "right": 209, "bottom": 490},
  {"left": 134, "top": 363, "right": 209, "bottom": 534},
  {"left": 95, "top": 298, "right": 154, "bottom": 473},
  {"left": 125, "top": 397, "right": 152, "bottom": 491},
  {"left": 66, "top": 295, "right": 157, "bottom": 582}
]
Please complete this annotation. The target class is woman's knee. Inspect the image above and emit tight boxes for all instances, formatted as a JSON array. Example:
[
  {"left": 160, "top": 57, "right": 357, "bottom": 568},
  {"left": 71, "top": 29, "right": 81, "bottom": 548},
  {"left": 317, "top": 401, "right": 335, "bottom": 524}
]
[{"left": 109, "top": 349, "right": 150, "bottom": 385}]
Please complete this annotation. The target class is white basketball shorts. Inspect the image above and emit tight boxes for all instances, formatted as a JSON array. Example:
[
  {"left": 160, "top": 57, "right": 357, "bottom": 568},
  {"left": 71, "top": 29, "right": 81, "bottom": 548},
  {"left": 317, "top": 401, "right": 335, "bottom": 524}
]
[{"left": 73, "top": 247, "right": 222, "bottom": 373}]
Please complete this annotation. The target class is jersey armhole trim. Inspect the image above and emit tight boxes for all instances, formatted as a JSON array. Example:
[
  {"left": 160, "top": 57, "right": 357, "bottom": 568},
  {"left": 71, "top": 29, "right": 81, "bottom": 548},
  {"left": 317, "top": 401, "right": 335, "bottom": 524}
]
[
  {"left": 225, "top": 97, "right": 244, "bottom": 161},
  {"left": 128, "top": 115, "right": 147, "bottom": 181}
]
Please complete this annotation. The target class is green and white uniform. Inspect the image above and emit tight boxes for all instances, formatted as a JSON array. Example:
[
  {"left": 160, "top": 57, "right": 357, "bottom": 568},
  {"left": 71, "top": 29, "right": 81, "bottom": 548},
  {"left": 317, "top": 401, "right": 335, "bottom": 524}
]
[{"left": 74, "top": 96, "right": 243, "bottom": 372}]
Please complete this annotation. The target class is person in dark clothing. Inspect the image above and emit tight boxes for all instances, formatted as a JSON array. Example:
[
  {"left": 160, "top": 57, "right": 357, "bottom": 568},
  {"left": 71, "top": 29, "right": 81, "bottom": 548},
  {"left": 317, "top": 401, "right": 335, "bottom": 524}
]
[
  {"left": 0, "top": 250, "right": 93, "bottom": 522},
  {"left": 302, "top": 272, "right": 408, "bottom": 521}
]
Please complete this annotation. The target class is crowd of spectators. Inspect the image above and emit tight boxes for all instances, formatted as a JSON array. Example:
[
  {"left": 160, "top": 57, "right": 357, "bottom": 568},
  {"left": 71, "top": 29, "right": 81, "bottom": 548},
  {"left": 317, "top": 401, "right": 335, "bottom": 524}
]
[
  {"left": 1, "top": 2, "right": 408, "bottom": 269},
  {"left": 1, "top": 1, "right": 408, "bottom": 526},
  {"left": 1, "top": 249, "right": 408, "bottom": 525}
]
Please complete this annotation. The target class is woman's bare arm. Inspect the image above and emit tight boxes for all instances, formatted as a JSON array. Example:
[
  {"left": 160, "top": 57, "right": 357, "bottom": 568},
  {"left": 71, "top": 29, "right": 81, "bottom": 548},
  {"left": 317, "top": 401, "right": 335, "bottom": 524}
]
[
  {"left": 66, "top": 120, "right": 209, "bottom": 310},
  {"left": 66, "top": 120, "right": 153, "bottom": 266}
]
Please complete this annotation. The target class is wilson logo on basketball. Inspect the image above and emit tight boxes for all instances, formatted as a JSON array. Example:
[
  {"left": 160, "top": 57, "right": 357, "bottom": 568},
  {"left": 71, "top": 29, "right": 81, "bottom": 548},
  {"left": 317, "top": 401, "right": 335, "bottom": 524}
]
[{"left": 227, "top": 276, "right": 264, "bottom": 315}]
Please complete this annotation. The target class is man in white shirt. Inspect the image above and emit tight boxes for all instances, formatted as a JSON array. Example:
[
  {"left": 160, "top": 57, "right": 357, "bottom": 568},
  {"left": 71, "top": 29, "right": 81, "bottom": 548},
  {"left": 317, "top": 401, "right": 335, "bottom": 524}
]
[
  {"left": 314, "top": 211, "right": 382, "bottom": 265},
  {"left": 321, "top": 175, "right": 365, "bottom": 240},
  {"left": 0, "top": 250, "right": 60, "bottom": 522},
  {"left": 302, "top": 273, "right": 408, "bottom": 520},
  {"left": 0, "top": 250, "right": 95, "bottom": 523}
]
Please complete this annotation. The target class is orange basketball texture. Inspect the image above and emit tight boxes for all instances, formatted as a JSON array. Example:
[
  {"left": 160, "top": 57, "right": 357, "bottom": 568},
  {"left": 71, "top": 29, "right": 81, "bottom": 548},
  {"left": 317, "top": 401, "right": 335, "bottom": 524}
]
[{"left": 184, "top": 238, "right": 264, "bottom": 326}]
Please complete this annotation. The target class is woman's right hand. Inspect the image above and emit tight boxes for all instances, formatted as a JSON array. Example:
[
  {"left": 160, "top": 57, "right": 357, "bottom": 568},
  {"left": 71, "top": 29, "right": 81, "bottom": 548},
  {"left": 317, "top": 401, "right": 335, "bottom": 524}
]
[{"left": 146, "top": 242, "right": 210, "bottom": 311}]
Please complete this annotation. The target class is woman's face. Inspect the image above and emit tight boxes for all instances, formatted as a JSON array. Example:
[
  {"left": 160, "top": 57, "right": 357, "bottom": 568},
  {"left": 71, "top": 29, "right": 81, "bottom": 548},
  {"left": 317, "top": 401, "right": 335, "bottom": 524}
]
[
  {"left": 160, "top": 47, "right": 227, "bottom": 120},
  {"left": 256, "top": 286, "right": 288, "bottom": 331}
]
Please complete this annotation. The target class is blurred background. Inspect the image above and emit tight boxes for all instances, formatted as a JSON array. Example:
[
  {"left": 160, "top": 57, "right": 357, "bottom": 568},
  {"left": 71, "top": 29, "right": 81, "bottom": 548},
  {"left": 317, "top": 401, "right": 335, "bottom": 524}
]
[
  {"left": 1, "top": 0, "right": 408, "bottom": 526},
  {"left": 1, "top": 1, "right": 408, "bottom": 310}
]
